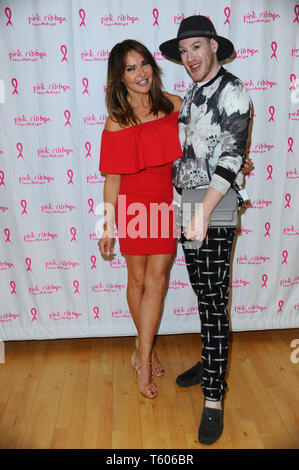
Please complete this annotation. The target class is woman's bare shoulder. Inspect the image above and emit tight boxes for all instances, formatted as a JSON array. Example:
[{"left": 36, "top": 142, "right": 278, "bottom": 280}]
[
  {"left": 104, "top": 116, "right": 123, "bottom": 132},
  {"left": 164, "top": 92, "right": 183, "bottom": 112}
]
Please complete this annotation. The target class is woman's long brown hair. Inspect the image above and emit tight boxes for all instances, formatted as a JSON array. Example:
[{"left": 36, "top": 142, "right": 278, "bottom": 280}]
[{"left": 106, "top": 39, "right": 174, "bottom": 127}]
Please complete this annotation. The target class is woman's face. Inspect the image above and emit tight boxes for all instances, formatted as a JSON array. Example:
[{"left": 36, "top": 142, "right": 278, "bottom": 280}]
[{"left": 121, "top": 49, "right": 153, "bottom": 96}]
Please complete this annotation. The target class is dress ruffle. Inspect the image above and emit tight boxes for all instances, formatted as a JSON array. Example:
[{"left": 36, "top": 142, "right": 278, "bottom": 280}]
[{"left": 99, "top": 111, "right": 182, "bottom": 174}]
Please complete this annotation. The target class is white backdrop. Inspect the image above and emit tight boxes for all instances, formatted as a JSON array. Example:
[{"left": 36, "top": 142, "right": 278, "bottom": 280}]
[{"left": 0, "top": 0, "right": 298, "bottom": 341}]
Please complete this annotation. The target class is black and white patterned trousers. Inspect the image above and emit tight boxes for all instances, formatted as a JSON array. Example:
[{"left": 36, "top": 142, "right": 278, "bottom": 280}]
[{"left": 181, "top": 227, "right": 236, "bottom": 402}]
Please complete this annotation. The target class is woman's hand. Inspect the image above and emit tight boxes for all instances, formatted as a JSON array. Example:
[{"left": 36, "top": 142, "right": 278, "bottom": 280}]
[
  {"left": 98, "top": 173, "right": 121, "bottom": 257},
  {"left": 98, "top": 223, "right": 115, "bottom": 256},
  {"left": 242, "top": 156, "right": 254, "bottom": 176}
]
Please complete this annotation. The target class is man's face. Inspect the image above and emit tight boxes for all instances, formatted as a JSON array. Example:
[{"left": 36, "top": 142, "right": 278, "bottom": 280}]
[{"left": 178, "top": 37, "right": 219, "bottom": 83}]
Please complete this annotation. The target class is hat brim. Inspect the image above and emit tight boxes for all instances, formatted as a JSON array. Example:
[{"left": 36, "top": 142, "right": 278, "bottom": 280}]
[{"left": 159, "top": 33, "right": 234, "bottom": 63}]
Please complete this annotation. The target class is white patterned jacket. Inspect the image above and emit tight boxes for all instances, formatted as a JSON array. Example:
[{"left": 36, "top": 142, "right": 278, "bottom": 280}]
[{"left": 173, "top": 67, "right": 252, "bottom": 195}]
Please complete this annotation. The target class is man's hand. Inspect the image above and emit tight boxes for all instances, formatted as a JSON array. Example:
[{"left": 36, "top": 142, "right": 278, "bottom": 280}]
[{"left": 184, "top": 209, "right": 210, "bottom": 242}]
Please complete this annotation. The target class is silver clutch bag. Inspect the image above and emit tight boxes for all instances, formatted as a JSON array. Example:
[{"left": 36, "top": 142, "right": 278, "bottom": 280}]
[
  {"left": 177, "top": 187, "right": 238, "bottom": 249},
  {"left": 182, "top": 187, "right": 238, "bottom": 227}
]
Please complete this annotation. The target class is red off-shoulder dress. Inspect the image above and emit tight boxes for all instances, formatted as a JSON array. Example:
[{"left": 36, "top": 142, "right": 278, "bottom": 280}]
[{"left": 99, "top": 111, "right": 182, "bottom": 255}]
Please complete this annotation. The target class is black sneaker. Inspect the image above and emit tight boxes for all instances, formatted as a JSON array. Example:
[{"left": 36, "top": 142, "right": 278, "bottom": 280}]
[
  {"left": 198, "top": 403, "right": 223, "bottom": 445},
  {"left": 176, "top": 361, "right": 203, "bottom": 387}
]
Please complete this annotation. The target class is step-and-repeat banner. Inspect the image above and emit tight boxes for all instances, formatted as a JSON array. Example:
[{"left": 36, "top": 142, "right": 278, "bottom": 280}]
[{"left": 0, "top": 0, "right": 298, "bottom": 340}]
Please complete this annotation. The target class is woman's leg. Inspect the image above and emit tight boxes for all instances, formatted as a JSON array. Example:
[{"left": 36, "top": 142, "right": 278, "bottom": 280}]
[
  {"left": 138, "top": 253, "right": 173, "bottom": 350},
  {"left": 125, "top": 254, "right": 147, "bottom": 333},
  {"left": 138, "top": 253, "right": 173, "bottom": 391},
  {"left": 125, "top": 253, "right": 173, "bottom": 393},
  {"left": 125, "top": 254, "right": 170, "bottom": 375}
]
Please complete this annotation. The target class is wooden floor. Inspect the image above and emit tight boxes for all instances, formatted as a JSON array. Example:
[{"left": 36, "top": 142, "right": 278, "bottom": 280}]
[{"left": 0, "top": 329, "right": 298, "bottom": 449}]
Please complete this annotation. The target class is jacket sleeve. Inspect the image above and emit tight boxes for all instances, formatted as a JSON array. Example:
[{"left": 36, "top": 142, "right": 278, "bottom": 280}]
[{"left": 209, "top": 80, "right": 252, "bottom": 195}]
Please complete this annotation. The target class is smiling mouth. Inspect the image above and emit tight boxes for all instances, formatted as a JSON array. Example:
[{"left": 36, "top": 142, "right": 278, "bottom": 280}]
[
  {"left": 137, "top": 79, "right": 149, "bottom": 86},
  {"left": 190, "top": 63, "right": 201, "bottom": 72}
]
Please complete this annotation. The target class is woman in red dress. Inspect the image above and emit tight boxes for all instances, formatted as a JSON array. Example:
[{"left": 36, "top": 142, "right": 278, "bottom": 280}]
[{"left": 98, "top": 40, "right": 182, "bottom": 399}]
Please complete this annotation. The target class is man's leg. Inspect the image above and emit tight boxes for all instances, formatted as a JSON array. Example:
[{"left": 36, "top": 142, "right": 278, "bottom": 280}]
[
  {"left": 176, "top": 227, "right": 235, "bottom": 443},
  {"left": 176, "top": 238, "right": 204, "bottom": 387},
  {"left": 177, "top": 228, "right": 234, "bottom": 387},
  {"left": 197, "top": 227, "right": 235, "bottom": 402}
]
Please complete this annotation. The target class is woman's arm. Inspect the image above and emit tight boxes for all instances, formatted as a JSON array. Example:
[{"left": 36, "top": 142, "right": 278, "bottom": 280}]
[
  {"left": 98, "top": 115, "right": 123, "bottom": 256},
  {"left": 98, "top": 173, "right": 121, "bottom": 256}
]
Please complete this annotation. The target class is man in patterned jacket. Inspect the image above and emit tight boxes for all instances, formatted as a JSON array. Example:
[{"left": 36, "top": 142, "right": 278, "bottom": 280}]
[{"left": 160, "top": 16, "right": 252, "bottom": 445}]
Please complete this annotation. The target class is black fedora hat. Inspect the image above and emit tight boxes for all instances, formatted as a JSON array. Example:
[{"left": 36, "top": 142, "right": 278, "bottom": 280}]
[{"left": 159, "top": 15, "right": 234, "bottom": 62}]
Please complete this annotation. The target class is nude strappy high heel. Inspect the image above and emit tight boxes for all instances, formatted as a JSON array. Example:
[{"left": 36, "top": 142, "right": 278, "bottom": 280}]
[
  {"left": 135, "top": 336, "right": 165, "bottom": 377},
  {"left": 131, "top": 351, "right": 158, "bottom": 399}
]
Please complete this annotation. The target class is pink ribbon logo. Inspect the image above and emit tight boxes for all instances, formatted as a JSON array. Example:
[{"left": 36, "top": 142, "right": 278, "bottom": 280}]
[
  {"left": 284, "top": 193, "right": 291, "bottom": 208},
  {"left": 31, "top": 308, "right": 37, "bottom": 322},
  {"left": 70, "top": 227, "right": 77, "bottom": 241},
  {"left": 67, "top": 169, "right": 74, "bottom": 184},
  {"left": 85, "top": 141, "right": 92, "bottom": 158},
  {"left": 4, "top": 228, "right": 11, "bottom": 242},
  {"left": 60, "top": 45, "right": 68, "bottom": 63},
  {"left": 25, "top": 258, "right": 32, "bottom": 272},
  {"left": 281, "top": 250, "right": 288, "bottom": 264},
  {"left": 88, "top": 198, "right": 94, "bottom": 213},
  {"left": 294, "top": 4, "right": 299, "bottom": 23},
  {"left": 268, "top": 106, "right": 275, "bottom": 122},
  {"left": 10, "top": 281, "right": 16, "bottom": 294},
  {"left": 73, "top": 280, "right": 80, "bottom": 294},
  {"left": 17, "top": 142, "right": 24, "bottom": 159},
  {"left": 5, "top": 7, "right": 12, "bottom": 26},
  {"left": 93, "top": 306, "right": 100, "bottom": 320},
  {"left": 288, "top": 137, "right": 294, "bottom": 153},
  {"left": 270, "top": 41, "right": 278, "bottom": 60},
  {"left": 0, "top": 170, "right": 5, "bottom": 188},
  {"left": 79, "top": 8, "right": 86, "bottom": 27},
  {"left": 266, "top": 165, "right": 273, "bottom": 181},
  {"left": 277, "top": 300, "right": 284, "bottom": 313},
  {"left": 290, "top": 74, "right": 297, "bottom": 90},
  {"left": 20, "top": 199, "right": 28, "bottom": 214},
  {"left": 264, "top": 222, "right": 270, "bottom": 237},
  {"left": 91, "top": 255, "right": 96, "bottom": 269},
  {"left": 224, "top": 7, "right": 231, "bottom": 24},
  {"left": 64, "top": 109, "right": 71, "bottom": 126},
  {"left": 11, "top": 78, "right": 19, "bottom": 95},
  {"left": 153, "top": 8, "right": 159, "bottom": 26},
  {"left": 261, "top": 274, "right": 268, "bottom": 288},
  {"left": 82, "top": 77, "right": 89, "bottom": 94}
]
